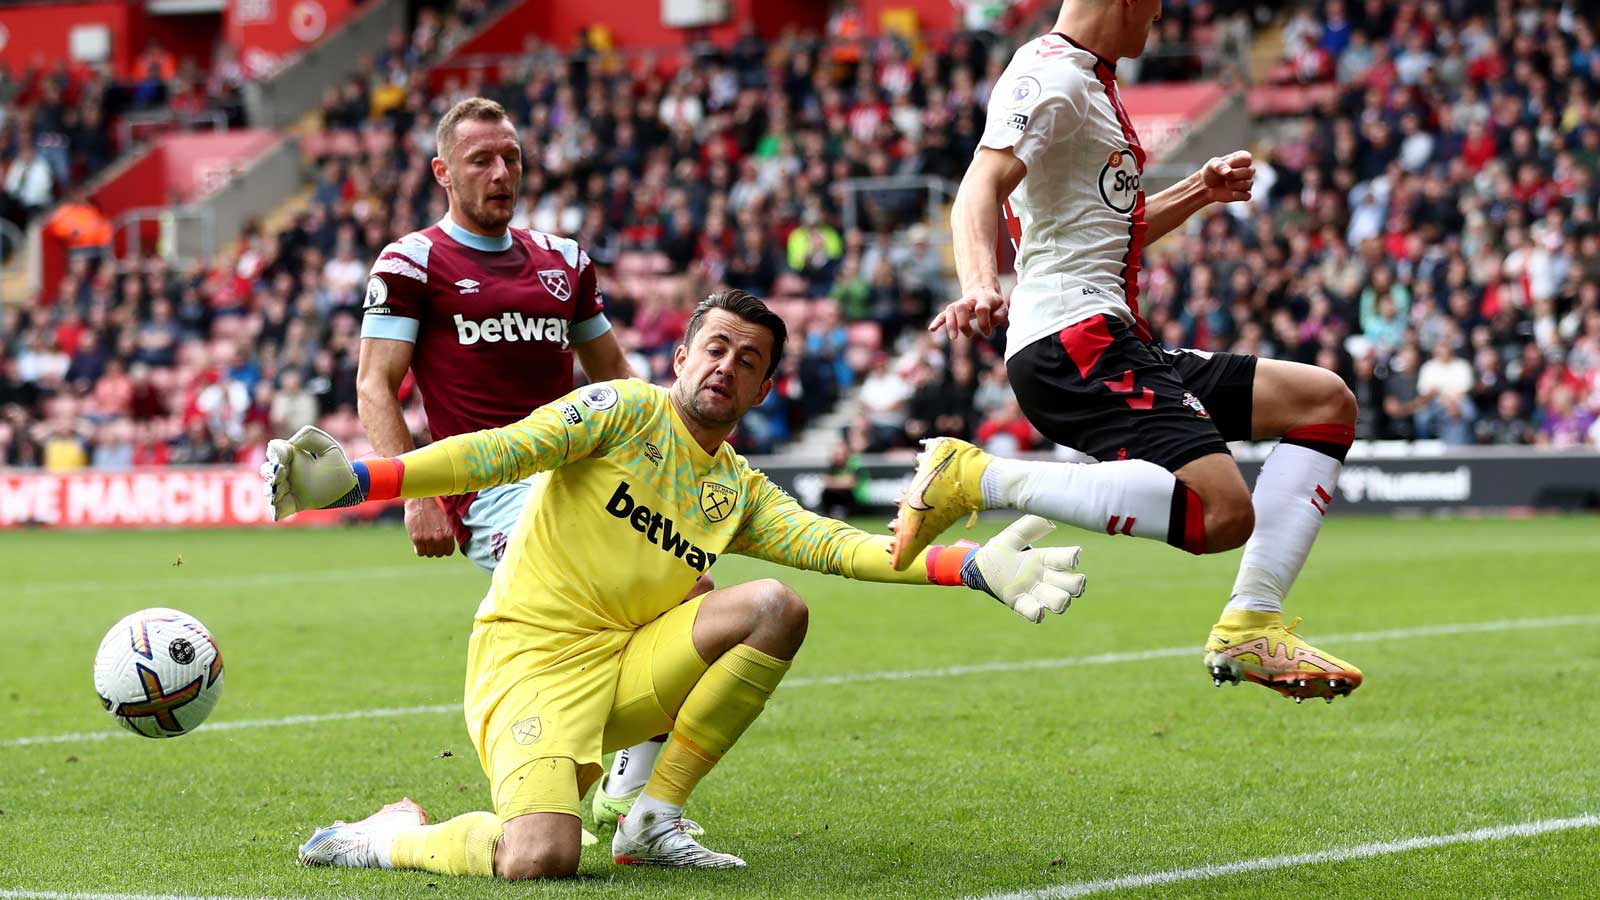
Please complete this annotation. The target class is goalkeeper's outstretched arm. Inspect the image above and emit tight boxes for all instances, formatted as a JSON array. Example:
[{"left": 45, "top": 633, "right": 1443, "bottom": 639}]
[
  {"left": 261, "top": 382, "right": 648, "bottom": 519},
  {"left": 726, "top": 478, "right": 1087, "bottom": 623}
]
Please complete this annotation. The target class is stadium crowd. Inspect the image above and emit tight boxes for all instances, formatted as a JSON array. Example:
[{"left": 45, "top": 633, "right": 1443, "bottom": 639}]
[
  {"left": 4, "top": 0, "right": 1600, "bottom": 472},
  {"left": 0, "top": 40, "right": 251, "bottom": 231},
  {"left": 867, "top": 0, "right": 1600, "bottom": 457}
]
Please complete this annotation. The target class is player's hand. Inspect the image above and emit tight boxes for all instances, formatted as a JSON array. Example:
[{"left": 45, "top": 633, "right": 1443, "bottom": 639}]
[
  {"left": 259, "top": 426, "right": 364, "bottom": 522},
  {"left": 930, "top": 285, "right": 1009, "bottom": 339},
  {"left": 405, "top": 498, "right": 455, "bottom": 557},
  {"left": 1200, "top": 150, "right": 1254, "bottom": 204},
  {"left": 964, "top": 515, "right": 1086, "bottom": 623}
]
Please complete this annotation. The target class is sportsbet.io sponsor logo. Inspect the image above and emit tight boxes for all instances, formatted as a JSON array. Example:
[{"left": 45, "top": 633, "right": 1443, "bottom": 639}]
[
  {"left": 1098, "top": 148, "right": 1141, "bottom": 214},
  {"left": 454, "top": 312, "right": 570, "bottom": 348}
]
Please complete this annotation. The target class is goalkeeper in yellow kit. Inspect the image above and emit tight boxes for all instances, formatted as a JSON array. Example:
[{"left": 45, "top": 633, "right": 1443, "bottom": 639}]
[{"left": 262, "top": 290, "right": 1087, "bottom": 879}]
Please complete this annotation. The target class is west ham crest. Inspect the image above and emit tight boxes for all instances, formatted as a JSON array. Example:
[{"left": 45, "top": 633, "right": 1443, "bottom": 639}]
[
  {"left": 699, "top": 482, "right": 739, "bottom": 523},
  {"left": 538, "top": 269, "right": 572, "bottom": 302}
]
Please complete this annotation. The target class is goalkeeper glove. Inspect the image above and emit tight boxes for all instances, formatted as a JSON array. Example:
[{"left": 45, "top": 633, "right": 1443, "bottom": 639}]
[
  {"left": 929, "top": 515, "right": 1086, "bottom": 623},
  {"left": 259, "top": 426, "right": 365, "bottom": 521}
]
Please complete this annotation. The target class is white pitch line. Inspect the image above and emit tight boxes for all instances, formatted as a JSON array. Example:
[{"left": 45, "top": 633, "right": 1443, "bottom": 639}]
[
  {"left": 6, "top": 613, "right": 1599, "bottom": 749},
  {"left": 2, "top": 704, "right": 459, "bottom": 747},
  {"left": 781, "top": 613, "right": 1600, "bottom": 688},
  {"left": 13, "top": 565, "right": 468, "bottom": 598},
  {"left": 0, "top": 893, "right": 305, "bottom": 900},
  {"left": 968, "top": 813, "right": 1600, "bottom": 900}
]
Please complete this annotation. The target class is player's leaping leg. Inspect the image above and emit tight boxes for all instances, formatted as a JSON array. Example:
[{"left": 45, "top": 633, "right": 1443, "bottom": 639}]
[
  {"left": 1202, "top": 358, "right": 1361, "bottom": 703},
  {"left": 890, "top": 325, "right": 1361, "bottom": 701}
]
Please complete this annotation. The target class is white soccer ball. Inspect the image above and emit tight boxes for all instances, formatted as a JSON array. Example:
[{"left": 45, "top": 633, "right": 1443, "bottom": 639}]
[{"left": 93, "top": 608, "right": 225, "bottom": 738}]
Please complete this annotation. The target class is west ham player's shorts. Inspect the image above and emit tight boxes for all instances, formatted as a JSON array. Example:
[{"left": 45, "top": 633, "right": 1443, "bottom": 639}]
[
  {"left": 463, "top": 596, "right": 709, "bottom": 821},
  {"left": 460, "top": 477, "right": 540, "bottom": 573},
  {"left": 1007, "top": 314, "right": 1258, "bottom": 473}
]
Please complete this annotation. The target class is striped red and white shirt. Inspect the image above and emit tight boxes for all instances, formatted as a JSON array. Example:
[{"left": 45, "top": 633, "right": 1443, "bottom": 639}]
[{"left": 977, "top": 32, "right": 1153, "bottom": 360}]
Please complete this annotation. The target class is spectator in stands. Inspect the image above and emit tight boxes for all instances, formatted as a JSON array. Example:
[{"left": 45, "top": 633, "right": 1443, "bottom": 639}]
[
  {"left": 818, "top": 439, "right": 870, "bottom": 519},
  {"left": 1349, "top": 350, "right": 1386, "bottom": 440},
  {"left": 857, "top": 354, "right": 914, "bottom": 450},
  {"left": 269, "top": 368, "right": 319, "bottom": 435},
  {"left": 1382, "top": 344, "right": 1423, "bottom": 440},
  {"left": 1415, "top": 340, "right": 1477, "bottom": 442},
  {"left": 1475, "top": 390, "right": 1536, "bottom": 446},
  {"left": 787, "top": 204, "right": 844, "bottom": 292},
  {"left": 1537, "top": 385, "right": 1594, "bottom": 449},
  {"left": 975, "top": 396, "right": 1039, "bottom": 456},
  {"left": 5, "top": 141, "right": 54, "bottom": 224},
  {"left": 91, "top": 420, "right": 135, "bottom": 470}
]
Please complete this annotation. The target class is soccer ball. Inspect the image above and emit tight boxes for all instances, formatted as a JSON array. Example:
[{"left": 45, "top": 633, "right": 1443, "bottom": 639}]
[{"left": 93, "top": 608, "right": 225, "bottom": 738}]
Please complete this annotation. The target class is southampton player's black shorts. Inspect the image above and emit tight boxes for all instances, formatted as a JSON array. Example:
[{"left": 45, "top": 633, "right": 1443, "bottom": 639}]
[{"left": 1007, "top": 314, "right": 1258, "bottom": 473}]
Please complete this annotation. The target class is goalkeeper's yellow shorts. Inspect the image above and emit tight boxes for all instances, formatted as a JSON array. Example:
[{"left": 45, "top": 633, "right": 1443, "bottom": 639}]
[{"left": 463, "top": 596, "right": 708, "bottom": 821}]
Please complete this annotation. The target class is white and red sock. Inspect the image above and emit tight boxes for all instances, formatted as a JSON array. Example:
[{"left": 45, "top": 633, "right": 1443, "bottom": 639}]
[
  {"left": 980, "top": 456, "right": 1206, "bottom": 554},
  {"left": 1224, "top": 424, "right": 1354, "bottom": 614}
]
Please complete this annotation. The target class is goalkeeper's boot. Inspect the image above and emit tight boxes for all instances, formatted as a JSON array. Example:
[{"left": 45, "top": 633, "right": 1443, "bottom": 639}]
[
  {"left": 298, "top": 798, "right": 428, "bottom": 868},
  {"left": 613, "top": 813, "right": 745, "bottom": 869},
  {"left": 1204, "top": 610, "right": 1363, "bottom": 703},
  {"left": 890, "top": 437, "right": 993, "bottom": 571},
  {"left": 592, "top": 774, "right": 705, "bottom": 836}
]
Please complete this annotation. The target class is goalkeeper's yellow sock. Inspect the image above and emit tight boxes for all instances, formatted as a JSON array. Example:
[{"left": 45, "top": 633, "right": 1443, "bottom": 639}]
[
  {"left": 387, "top": 811, "right": 501, "bottom": 877},
  {"left": 645, "top": 644, "right": 791, "bottom": 805}
]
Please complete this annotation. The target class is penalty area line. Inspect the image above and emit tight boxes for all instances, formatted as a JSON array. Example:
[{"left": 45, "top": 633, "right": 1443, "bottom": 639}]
[
  {"left": 966, "top": 813, "right": 1600, "bottom": 900},
  {"left": 5, "top": 613, "right": 1599, "bottom": 748}
]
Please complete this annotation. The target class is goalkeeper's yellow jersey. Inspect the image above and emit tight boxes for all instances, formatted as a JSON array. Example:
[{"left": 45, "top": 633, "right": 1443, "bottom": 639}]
[{"left": 399, "top": 378, "right": 929, "bottom": 632}]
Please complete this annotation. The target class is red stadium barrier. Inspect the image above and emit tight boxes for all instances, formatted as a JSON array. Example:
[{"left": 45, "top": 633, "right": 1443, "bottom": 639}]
[
  {"left": 0, "top": 467, "right": 400, "bottom": 529},
  {"left": 226, "top": 0, "right": 359, "bottom": 78}
]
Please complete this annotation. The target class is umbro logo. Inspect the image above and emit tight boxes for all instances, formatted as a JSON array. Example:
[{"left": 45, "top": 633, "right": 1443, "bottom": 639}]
[
  {"left": 455, "top": 278, "right": 481, "bottom": 294},
  {"left": 643, "top": 442, "right": 664, "bottom": 467}
]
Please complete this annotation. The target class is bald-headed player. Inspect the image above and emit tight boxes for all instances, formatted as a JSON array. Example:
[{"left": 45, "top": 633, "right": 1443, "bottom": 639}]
[
  {"left": 356, "top": 97, "right": 701, "bottom": 832},
  {"left": 265, "top": 290, "right": 1088, "bottom": 877},
  {"left": 892, "top": 0, "right": 1364, "bottom": 703}
]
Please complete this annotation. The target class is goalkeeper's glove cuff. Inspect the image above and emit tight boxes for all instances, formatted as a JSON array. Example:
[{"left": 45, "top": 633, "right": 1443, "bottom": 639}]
[
  {"left": 927, "top": 540, "right": 988, "bottom": 593},
  {"left": 351, "top": 458, "right": 405, "bottom": 503}
]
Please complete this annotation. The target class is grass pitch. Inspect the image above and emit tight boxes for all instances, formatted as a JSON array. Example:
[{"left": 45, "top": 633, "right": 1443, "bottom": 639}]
[{"left": 2, "top": 515, "right": 1598, "bottom": 899}]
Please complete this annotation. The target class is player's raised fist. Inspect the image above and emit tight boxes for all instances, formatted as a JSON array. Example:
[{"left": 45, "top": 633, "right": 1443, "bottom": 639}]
[
  {"left": 930, "top": 285, "right": 1009, "bottom": 339},
  {"left": 1201, "top": 150, "right": 1254, "bottom": 204},
  {"left": 260, "top": 426, "right": 364, "bottom": 521}
]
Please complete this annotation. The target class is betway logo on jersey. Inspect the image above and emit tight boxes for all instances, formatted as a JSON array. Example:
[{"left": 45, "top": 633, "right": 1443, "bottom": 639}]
[
  {"left": 454, "top": 313, "right": 570, "bottom": 348},
  {"left": 605, "top": 481, "right": 718, "bottom": 573}
]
